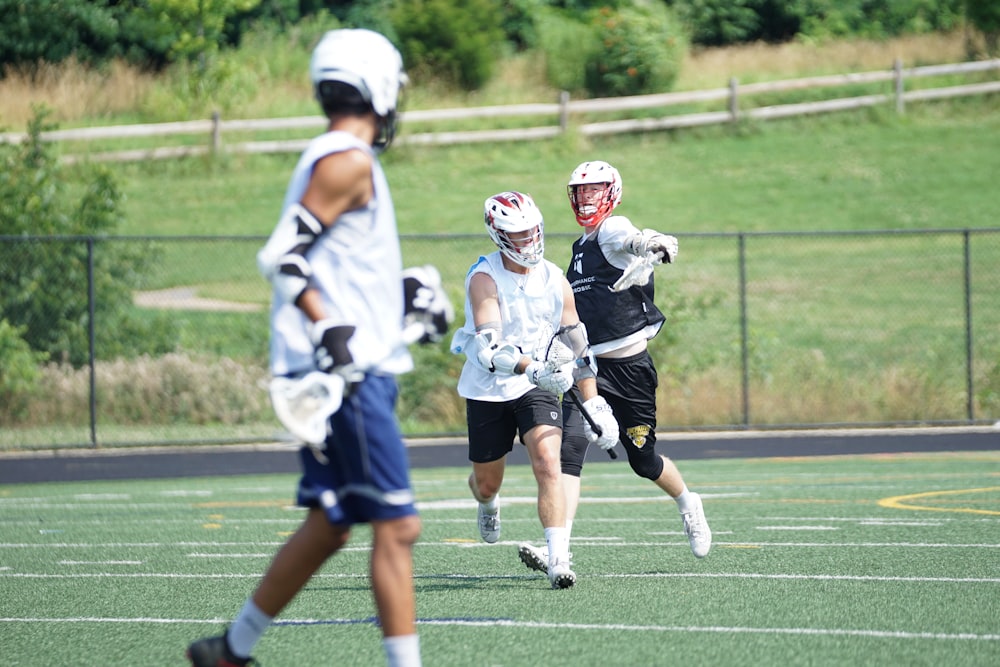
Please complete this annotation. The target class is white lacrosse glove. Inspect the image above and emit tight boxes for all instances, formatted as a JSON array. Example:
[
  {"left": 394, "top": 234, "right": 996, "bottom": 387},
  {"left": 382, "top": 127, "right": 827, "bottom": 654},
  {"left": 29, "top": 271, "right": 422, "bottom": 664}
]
[
  {"left": 624, "top": 229, "right": 678, "bottom": 264},
  {"left": 402, "top": 265, "right": 455, "bottom": 345},
  {"left": 269, "top": 371, "right": 344, "bottom": 446},
  {"left": 524, "top": 360, "right": 574, "bottom": 395},
  {"left": 582, "top": 395, "right": 619, "bottom": 451}
]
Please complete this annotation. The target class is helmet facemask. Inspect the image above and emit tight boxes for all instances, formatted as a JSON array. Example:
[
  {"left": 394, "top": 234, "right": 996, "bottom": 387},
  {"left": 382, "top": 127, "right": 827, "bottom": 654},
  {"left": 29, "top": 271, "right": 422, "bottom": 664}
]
[
  {"left": 567, "top": 161, "right": 622, "bottom": 227},
  {"left": 484, "top": 192, "right": 545, "bottom": 268}
]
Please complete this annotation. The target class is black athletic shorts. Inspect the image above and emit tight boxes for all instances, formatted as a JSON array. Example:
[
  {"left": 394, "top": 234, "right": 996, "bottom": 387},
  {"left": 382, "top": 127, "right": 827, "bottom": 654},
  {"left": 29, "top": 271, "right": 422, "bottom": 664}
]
[{"left": 466, "top": 388, "right": 562, "bottom": 463}]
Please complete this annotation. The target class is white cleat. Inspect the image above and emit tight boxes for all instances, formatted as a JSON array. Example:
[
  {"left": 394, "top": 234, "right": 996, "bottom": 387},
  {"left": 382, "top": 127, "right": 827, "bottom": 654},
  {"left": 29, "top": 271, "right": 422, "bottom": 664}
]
[
  {"left": 518, "top": 543, "right": 548, "bottom": 574},
  {"left": 548, "top": 558, "right": 576, "bottom": 589},
  {"left": 477, "top": 501, "right": 500, "bottom": 543},
  {"left": 680, "top": 491, "right": 712, "bottom": 558}
]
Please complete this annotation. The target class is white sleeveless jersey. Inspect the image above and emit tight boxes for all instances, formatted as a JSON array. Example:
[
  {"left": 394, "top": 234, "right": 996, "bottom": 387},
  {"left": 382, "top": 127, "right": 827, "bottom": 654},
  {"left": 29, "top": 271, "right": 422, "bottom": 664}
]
[
  {"left": 261, "top": 131, "right": 413, "bottom": 377},
  {"left": 450, "top": 252, "right": 565, "bottom": 401}
]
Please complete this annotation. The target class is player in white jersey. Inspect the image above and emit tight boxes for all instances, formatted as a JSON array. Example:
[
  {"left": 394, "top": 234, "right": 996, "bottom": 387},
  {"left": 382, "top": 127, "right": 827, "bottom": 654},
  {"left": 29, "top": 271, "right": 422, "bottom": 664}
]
[
  {"left": 450, "top": 191, "right": 617, "bottom": 589},
  {"left": 187, "top": 29, "right": 450, "bottom": 667}
]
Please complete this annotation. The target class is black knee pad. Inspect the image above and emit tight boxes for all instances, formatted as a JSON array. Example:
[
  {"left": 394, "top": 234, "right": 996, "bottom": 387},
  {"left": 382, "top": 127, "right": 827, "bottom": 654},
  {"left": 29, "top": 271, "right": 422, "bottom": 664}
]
[
  {"left": 625, "top": 441, "right": 663, "bottom": 480},
  {"left": 560, "top": 433, "right": 587, "bottom": 477}
]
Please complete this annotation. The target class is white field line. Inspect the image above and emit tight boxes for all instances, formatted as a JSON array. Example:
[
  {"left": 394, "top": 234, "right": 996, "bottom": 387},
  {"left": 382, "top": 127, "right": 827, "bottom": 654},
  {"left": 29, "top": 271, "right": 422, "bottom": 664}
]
[
  {"left": 0, "top": 616, "right": 996, "bottom": 642},
  {"left": 754, "top": 526, "right": 840, "bottom": 530},
  {"left": 2, "top": 571, "right": 999, "bottom": 584},
  {"left": 5, "top": 515, "right": 991, "bottom": 527},
  {"left": 58, "top": 560, "right": 142, "bottom": 565},
  {"left": 2, "top": 539, "right": 1000, "bottom": 549}
]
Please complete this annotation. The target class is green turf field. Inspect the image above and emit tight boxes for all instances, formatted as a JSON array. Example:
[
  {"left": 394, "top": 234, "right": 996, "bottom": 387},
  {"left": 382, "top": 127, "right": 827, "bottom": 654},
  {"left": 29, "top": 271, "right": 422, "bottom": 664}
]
[{"left": 1, "top": 451, "right": 998, "bottom": 666}]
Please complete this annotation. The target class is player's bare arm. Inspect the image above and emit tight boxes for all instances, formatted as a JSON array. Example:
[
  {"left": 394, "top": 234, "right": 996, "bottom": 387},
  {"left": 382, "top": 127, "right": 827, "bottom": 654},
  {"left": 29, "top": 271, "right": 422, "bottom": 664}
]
[{"left": 294, "top": 148, "right": 374, "bottom": 322}]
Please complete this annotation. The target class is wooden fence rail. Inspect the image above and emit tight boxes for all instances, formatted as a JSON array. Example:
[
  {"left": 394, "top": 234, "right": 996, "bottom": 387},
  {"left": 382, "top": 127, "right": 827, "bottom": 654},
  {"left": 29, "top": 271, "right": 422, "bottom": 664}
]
[{"left": 1, "top": 58, "right": 997, "bottom": 163}]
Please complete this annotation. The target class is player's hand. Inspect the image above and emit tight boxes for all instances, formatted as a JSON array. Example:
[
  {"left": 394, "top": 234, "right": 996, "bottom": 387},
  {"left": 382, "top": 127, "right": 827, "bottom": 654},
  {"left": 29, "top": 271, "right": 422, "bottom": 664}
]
[
  {"left": 402, "top": 265, "right": 454, "bottom": 344},
  {"left": 582, "top": 395, "right": 618, "bottom": 451},
  {"left": 310, "top": 320, "right": 363, "bottom": 383},
  {"left": 525, "top": 360, "right": 574, "bottom": 395},
  {"left": 624, "top": 230, "right": 678, "bottom": 264},
  {"left": 646, "top": 233, "right": 678, "bottom": 264}
]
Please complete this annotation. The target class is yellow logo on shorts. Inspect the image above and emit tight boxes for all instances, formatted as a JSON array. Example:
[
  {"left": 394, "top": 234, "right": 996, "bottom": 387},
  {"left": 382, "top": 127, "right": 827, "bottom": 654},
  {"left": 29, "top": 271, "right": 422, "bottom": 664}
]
[{"left": 627, "top": 425, "right": 651, "bottom": 448}]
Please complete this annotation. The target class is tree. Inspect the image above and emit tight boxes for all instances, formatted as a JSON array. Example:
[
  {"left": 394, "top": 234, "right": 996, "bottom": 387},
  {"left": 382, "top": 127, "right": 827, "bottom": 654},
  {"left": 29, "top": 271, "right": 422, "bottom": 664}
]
[
  {"left": 0, "top": 0, "right": 118, "bottom": 77},
  {"left": 967, "top": 0, "right": 1000, "bottom": 55},
  {"left": 145, "top": 0, "right": 262, "bottom": 65},
  {"left": 391, "top": 0, "right": 504, "bottom": 91},
  {"left": 0, "top": 108, "right": 177, "bottom": 367}
]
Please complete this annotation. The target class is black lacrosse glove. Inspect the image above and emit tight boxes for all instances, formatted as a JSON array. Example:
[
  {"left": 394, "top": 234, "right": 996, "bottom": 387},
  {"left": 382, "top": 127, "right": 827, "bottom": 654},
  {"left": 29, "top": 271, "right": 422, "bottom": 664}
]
[
  {"left": 310, "top": 320, "right": 363, "bottom": 383},
  {"left": 402, "top": 265, "right": 454, "bottom": 344}
]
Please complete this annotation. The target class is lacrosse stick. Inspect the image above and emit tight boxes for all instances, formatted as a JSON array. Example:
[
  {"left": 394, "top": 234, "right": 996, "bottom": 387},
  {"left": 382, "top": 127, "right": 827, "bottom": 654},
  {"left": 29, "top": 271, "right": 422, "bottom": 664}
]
[
  {"left": 535, "top": 323, "right": 618, "bottom": 459},
  {"left": 268, "top": 371, "right": 344, "bottom": 446},
  {"left": 610, "top": 252, "right": 658, "bottom": 292}
]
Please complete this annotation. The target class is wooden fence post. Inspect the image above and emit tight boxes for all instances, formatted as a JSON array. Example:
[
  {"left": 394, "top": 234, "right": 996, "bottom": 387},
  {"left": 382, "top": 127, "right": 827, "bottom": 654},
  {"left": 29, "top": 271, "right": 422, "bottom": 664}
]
[
  {"left": 211, "top": 111, "right": 222, "bottom": 153},
  {"left": 559, "top": 91, "right": 570, "bottom": 132},
  {"left": 729, "top": 77, "right": 739, "bottom": 122},
  {"left": 894, "top": 59, "right": 904, "bottom": 114}
]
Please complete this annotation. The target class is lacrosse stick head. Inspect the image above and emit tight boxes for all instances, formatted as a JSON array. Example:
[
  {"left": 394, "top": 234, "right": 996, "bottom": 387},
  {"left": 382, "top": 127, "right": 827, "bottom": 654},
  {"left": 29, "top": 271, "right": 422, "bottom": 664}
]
[
  {"left": 610, "top": 253, "right": 656, "bottom": 292},
  {"left": 268, "top": 371, "right": 344, "bottom": 445},
  {"left": 531, "top": 322, "right": 577, "bottom": 367}
]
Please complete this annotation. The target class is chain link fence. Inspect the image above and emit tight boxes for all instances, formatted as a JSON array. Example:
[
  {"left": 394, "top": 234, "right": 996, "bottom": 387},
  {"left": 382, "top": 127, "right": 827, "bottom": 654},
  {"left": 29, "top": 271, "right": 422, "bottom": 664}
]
[{"left": 1, "top": 229, "right": 998, "bottom": 450}]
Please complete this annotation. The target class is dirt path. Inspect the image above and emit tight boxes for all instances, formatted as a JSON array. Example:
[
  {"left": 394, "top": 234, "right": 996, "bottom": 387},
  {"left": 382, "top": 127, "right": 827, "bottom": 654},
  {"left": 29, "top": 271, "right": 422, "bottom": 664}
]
[{"left": 133, "top": 287, "right": 263, "bottom": 312}]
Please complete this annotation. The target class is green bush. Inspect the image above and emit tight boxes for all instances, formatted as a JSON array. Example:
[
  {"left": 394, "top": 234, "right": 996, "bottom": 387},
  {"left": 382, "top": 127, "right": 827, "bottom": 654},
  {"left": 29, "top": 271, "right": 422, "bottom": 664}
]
[
  {"left": 0, "top": 319, "right": 46, "bottom": 422},
  {"left": 585, "top": 3, "right": 686, "bottom": 97},
  {"left": 390, "top": 0, "right": 505, "bottom": 91},
  {"left": 534, "top": 7, "right": 599, "bottom": 93}
]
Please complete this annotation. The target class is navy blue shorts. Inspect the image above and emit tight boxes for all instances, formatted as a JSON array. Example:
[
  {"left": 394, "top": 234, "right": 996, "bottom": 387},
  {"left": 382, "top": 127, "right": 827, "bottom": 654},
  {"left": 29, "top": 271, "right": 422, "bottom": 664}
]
[
  {"left": 466, "top": 388, "right": 562, "bottom": 463},
  {"left": 296, "top": 374, "right": 417, "bottom": 526}
]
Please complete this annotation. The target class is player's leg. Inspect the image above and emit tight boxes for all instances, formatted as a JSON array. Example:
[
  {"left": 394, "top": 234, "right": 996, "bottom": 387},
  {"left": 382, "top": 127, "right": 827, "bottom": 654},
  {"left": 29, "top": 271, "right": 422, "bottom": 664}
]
[
  {"left": 598, "top": 352, "right": 712, "bottom": 558},
  {"left": 560, "top": 388, "right": 589, "bottom": 536},
  {"left": 341, "top": 375, "right": 423, "bottom": 664},
  {"left": 253, "top": 509, "right": 350, "bottom": 615},
  {"left": 466, "top": 398, "right": 516, "bottom": 543},
  {"left": 370, "top": 514, "right": 422, "bottom": 637},
  {"left": 188, "top": 506, "right": 350, "bottom": 666},
  {"left": 517, "top": 389, "right": 574, "bottom": 588},
  {"left": 519, "top": 389, "right": 587, "bottom": 575}
]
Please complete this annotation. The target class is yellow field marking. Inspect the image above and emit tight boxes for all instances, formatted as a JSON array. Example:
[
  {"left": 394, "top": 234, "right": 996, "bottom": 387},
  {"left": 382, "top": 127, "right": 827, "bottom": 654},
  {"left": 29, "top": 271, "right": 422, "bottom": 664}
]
[
  {"left": 443, "top": 538, "right": 478, "bottom": 544},
  {"left": 878, "top": 486, "right": 1000, "bottom": 516},
  {"left": 202, "top": 523, "right": 223, "bottom": 529}
]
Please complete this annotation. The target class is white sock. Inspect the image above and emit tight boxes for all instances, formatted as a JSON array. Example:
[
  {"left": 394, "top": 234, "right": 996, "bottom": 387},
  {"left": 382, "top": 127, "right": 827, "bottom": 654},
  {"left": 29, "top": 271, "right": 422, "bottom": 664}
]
[
  {"left": 384, "top": 634, "right": 421, "bottom": 667},
  {"left": 481, "top": 494, "right": 499, "bottom": 511},
  {"left": 675, "top": 486, "right": 694, "bottom": 513},
  {"left": 544, "top": 526, "right": 569, "bottom": 564},
  {"left": 227, "top": 599, "right": 272, "bottom": 658},
  {"left": 565, "top": 519, "right": 574, "bottom": 542}
]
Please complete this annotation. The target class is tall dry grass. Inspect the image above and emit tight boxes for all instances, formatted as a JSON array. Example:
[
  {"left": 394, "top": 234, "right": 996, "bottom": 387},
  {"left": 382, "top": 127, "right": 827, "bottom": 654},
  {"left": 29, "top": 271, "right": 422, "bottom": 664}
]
[
  {"left": 675, "top": 30, "right": 975, "bottom": 89},
  {"left": 0, "top": 59, "right": 157, "bottom": 129},
  {"left": 0, "top": 30, "right": 979, "bottom": 131}
]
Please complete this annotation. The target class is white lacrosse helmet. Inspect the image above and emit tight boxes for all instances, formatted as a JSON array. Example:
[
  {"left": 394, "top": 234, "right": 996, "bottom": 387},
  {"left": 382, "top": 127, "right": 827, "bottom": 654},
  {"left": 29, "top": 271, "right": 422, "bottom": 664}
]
[
  {"left": 310, "top": 29, "right": 407, "bottom": 149},
  {"left": 484, "top": 191, "right": 545, "bottom": 268},
  {"left": 567, "top": 160, "right": 622, "bottom": 227}
]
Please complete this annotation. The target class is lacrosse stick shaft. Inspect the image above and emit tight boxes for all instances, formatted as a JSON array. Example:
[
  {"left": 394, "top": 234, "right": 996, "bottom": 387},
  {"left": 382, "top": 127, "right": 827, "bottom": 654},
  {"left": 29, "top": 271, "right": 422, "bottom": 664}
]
[{"left": 565, "top": 388, "right": 618, "bottom": 459}]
